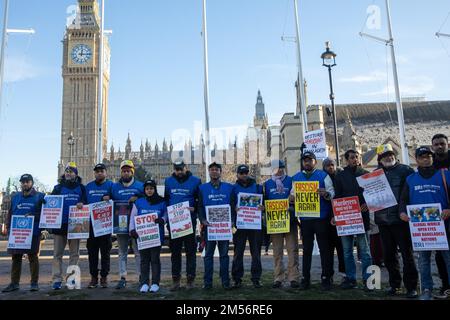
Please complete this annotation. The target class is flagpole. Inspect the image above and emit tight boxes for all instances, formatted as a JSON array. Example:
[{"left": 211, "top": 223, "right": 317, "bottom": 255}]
[
  {"left": 385, "top": 0, "right": 409, "bottom": 165},
  {"left": 0, "top": 0, "right": 9, "bottom": 126},
  {"left": 294, "top": 0, "right": 307, "bottom": 140},
  {"left": 97, "top": 0, "right": 105, "bottom": 164},
  {"left": 202, "top": 0, "right": 211, "bottom": 182}
]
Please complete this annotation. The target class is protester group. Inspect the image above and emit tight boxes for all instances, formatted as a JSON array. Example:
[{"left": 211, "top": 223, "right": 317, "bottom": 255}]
[{"left": 2, "top": 133, "right": 450, "bottom": 300}]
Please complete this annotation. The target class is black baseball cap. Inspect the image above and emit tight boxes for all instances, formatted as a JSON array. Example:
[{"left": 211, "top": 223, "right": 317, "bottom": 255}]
[
  {"left": 415, "top": 146, "right": 433, "bottom": 158},
  {"left": 302, "top": 151, "right": 317, "bottom": 160},
  {"left": 144, "top": 180, "right": 157, "bottom": 189},
  {"left": 237, "top": 164, "right": 249, "bottom": 174},
  {"left": 19, "top": 174, "right": 33, "bottom": 183},
  {"left": 93, "top": 163, "right": 107, "bottom": 171},
  {"left": 208, "top": 162, "right": 222, "bottom": 170},
  {"left": 173, "top": 160, "right": 186, "bottom": 170}
]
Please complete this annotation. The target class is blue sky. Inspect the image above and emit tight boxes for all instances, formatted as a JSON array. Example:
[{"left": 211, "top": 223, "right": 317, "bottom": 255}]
[{"left": 0, "top": 0, "right": 450, "bottom": 189}]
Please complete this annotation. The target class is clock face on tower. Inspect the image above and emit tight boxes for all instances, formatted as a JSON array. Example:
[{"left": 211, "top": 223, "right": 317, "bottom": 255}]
[{"left": 71, "top": 44, "right": 92, "bottom": 64}]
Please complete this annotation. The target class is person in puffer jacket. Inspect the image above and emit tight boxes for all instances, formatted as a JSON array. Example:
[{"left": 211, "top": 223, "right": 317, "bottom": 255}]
[{"left": 373, "top": 144, "right": 418, "bottom": 299}]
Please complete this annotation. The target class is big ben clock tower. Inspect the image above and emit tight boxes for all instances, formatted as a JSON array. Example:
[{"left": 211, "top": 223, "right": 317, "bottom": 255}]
[{"left": 59, "top": 0, "right": 110, "bottom": 180}]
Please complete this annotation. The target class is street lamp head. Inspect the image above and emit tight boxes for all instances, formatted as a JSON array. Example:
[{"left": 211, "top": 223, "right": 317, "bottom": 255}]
[
  {"left": 68, "top": 132, "right": 75, "bottom": 145},
  {"left": 321, "top": 41, "right": 337, "bottom": 67}
]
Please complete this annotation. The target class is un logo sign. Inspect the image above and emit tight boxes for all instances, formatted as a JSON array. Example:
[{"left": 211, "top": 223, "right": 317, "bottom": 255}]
[
  {"left": 366, "top": 265, "right": 381, "bottom": 290},
  {"left": 66, "top": 265, "right": 81, "bottom": 290}
]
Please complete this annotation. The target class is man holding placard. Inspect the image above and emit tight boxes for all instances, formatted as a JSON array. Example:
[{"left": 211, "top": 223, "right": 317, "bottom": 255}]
[
  {"left": 2, "top": 174, "right": 45, "bottom": 293},
  {"left": 111, "top": 160, "right": 144, "bottom": 290},
  {"left": 129, "top": 180, "right": 167, "bottom": 293},
  {"left": 369, "top": 145, "right": 418, "bottom": 298},
  {"left": 399, "top": 146, "right": 450, "bottom": 300},
  {"left": 292, "top": 152, "right": 335, "bottom": 291},
  {"left": 50, "top": 163, "right": 87, "bottom": 290},
  {"left": 198, "top": 162, "right": 236, "bottom": 290},
  {"left": 334, "top": 150, "right": 373, "bottom": 291},
  {"left": 164, "top": 160, "right": 201, "bottom": 291},
  {"left": 263, "top": 160, "right": 299, "bottom": 289},
  {"left": 85, "top": 163, "right": 114, "bottom": 289},
  {"left": 231, "top": 164, "right": 264, "bottom": 289}
]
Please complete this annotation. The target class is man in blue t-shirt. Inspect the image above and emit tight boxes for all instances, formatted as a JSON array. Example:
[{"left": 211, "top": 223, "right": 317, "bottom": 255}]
[
  {"left": 85, "top": 163, "right": 114, "bottom": 289},
  {"left": 111, "top": 160, "right": 144, "bottom": 289},
  {"left": 164, "top": 160, "right": 201, "bottom": 291},
  {"left": 399, "top": 146, "right": 450, "bottom": 300},
  {"left": 50, "top": 162, "right": 86, "bottom": 290},
  {"left": 198, "top": 162, "right": 236, "bottom": 290}
]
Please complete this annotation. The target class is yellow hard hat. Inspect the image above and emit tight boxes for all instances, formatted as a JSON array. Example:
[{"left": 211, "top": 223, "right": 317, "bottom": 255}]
[
  {"left": 376, "top": 144, "right": 394, "bottom": 156},
  {"left": 120, "top": 160, "right": 135, "bottom": 170}
]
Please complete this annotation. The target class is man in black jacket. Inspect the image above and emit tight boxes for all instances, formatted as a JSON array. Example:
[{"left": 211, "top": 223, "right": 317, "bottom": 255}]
[
  {"left": 334, "top": 150, "right": 373, "bottom": 290},
  {"left": 431, "top": 133, "right": 450, "bottom": 298},
  {"left": 373, "top": 144, "right": 418, "bottom": 298}
]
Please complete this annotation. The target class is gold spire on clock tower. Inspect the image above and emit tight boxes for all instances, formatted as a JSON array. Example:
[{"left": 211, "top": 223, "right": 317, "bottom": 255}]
[{"left": 59, "top": 0, "right": 110, "bottom": 181}]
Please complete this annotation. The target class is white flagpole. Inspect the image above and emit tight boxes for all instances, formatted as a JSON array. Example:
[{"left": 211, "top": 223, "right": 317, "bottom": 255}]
[
  {"left": 294, "top": 0, "right": 307, "bottom": 140},
  {"left": 202, "top": 0, "right": 212, "bottom": 182},
  {"left": 97, "top": 0, "right": 105, "bottom": 164},
  {"left": 385, "top": 0, "right": 409, "bottom": 165},
  {"left": 0, "top": 0, "right": 9, "bottom": 126}
]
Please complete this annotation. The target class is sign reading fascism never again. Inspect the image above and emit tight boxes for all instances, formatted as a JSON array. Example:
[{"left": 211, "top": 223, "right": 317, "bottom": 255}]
[
  {"left": 294, "top": 181, "right": 320, "bottom": 218},
  {"left": 265, "top": 199, "right": 290, "bottom": 234}
]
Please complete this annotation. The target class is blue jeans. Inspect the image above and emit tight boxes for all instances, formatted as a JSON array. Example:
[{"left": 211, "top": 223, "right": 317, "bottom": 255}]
[
  {"left": 341, "top": 232, "right": 372, "bottom": 281},
  {"left": 419, "top": 250, "right": 450, "bottom": 290},
  {"left": 204, "top": 239, "right": 230, "bottom": 286}
]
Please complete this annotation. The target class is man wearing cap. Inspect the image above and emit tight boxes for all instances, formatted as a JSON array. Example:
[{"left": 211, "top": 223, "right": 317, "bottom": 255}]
[
  {"left": 164, "top": 160, "right": 201, "bottom": 291},
  {"left": 322, "top": 158, "right": 346, "bottom": 279},
  {"left": 231, "top": 164, "right": 264, "bottom": 289},
  {"left": 373, "top": 144, "right": 418, "bottom": 298},
  {"left": 431, "top": 134, "right": 450, "bottom": 299},
  {"left": 85, "top": 164, "right": 114, "bottom": 289},
  {"left": 399, "top": 146, "right": 450, "bottom": 300},
  {"left": 111, "top": 160, "right": 144, "bottom": 289},
  {"left": 198, "top": 162, "right": 236, "bottom": 290},
  {"left": 263, "top": 160, "right": 300, "bottom": 289},
  {"left": 292, "top": 152, "right": 335, "bottom": 291},
  {"left": 333, "top": 150, "right": 373, "bottom": 290},
  {"left": 2, "top": 174, "right": 45, "bottom": 293},
  {"left": 50, "top": 162, "right": 87, "bottom": 290}
]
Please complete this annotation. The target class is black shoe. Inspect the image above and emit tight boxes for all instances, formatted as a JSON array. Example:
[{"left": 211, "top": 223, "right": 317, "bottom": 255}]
[
  {"left": 272, "top": 281, "right": 282, "bottom": 289},
  {"left": 2, "top": 283, "right": 19, "bottom": 293},
  {"left": 203, "top": 284, "right": 212, "bottom": 290},
  {"left": 321, "top": 278, "right": 332, "bottom": 291},
  {"left": 222, "top": 283, "right": 232, "bottom": 290},
  {"left": 406, "top": 289, "right": 418, "bottom": 299},
  {"left": 232, "top": 280, "right": 242, "bottom": 289},
  {"left": 115, "top": 277, "right": 127, "bottom": 290},
  {"left": 340, "top": 277, "right": 357, "bottom": 290},
  {"left": 300, "top": 278, "right": 310, "bottom": 290},
  {"left": 386, "top": 287, "right": 401, "bottom": 296},
  {"left": 252, "top": 280, "right": 262, "bottom": 289},
  {"left": 290, "top": 281, "right": 300, "bottom": 289}
]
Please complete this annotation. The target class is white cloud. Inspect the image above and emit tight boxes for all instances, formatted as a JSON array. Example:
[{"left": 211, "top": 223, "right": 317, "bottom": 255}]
[
  {"left": 4, "top": 55, "right": 40, "bottom": 83},
  {"left": 339, "top": 71, "right": 385, "bottom": 83},
  {"left": 361, "top": 76, "right": 435, "bottom": 97}
]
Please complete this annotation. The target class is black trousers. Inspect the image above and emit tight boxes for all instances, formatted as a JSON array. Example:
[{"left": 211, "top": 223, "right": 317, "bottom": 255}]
[
  {"left": 328, "top": 224, "right": 345, "bottom": 274},
  {"left": 86, "top": 235, "right": 112, "bottom": 278},
  {"left": 262, "top": 227, "right": 271, "bottom": 252},
  {"left": 139, "top": 246, "right": 161, "bottom": 286},
  {"left": 300, "top": 219, "right": 333, "bottom": 280},
  {"left": 231, "top": 229, "right": 262, "bottom": 282},
  {"left": 379, "top": 224, "right": 418, "bottom": 291},
  {"left": 169, "top": 231, "right": 197, "bottom": 280},
  {"left": 436, "top": 249, "right": 450, "bottom": 290}
]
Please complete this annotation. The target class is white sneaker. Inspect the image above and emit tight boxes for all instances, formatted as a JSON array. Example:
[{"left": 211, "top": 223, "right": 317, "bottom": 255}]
[
  {"left": 139, "top": 284, "right": 149, "bottom": 293},
  {"left": 150, "top": 284, "right": 160, "bottom": 293}
]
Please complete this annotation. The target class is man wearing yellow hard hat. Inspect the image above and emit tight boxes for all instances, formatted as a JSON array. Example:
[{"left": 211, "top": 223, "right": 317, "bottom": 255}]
[
  {"left": 111, "top": 160, "right": 144, "bottom": 289},
  {"left": 374, "top": 144, "right": 418, "bottom": 299}
]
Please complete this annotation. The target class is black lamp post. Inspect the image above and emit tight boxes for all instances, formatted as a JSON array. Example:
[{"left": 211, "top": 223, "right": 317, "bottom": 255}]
[
  {"left": 68, "top": 132, "right": 75, "bottom": 162},
  {"left": 321, "top": 41, "right": 340, "bottom": 167}
]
